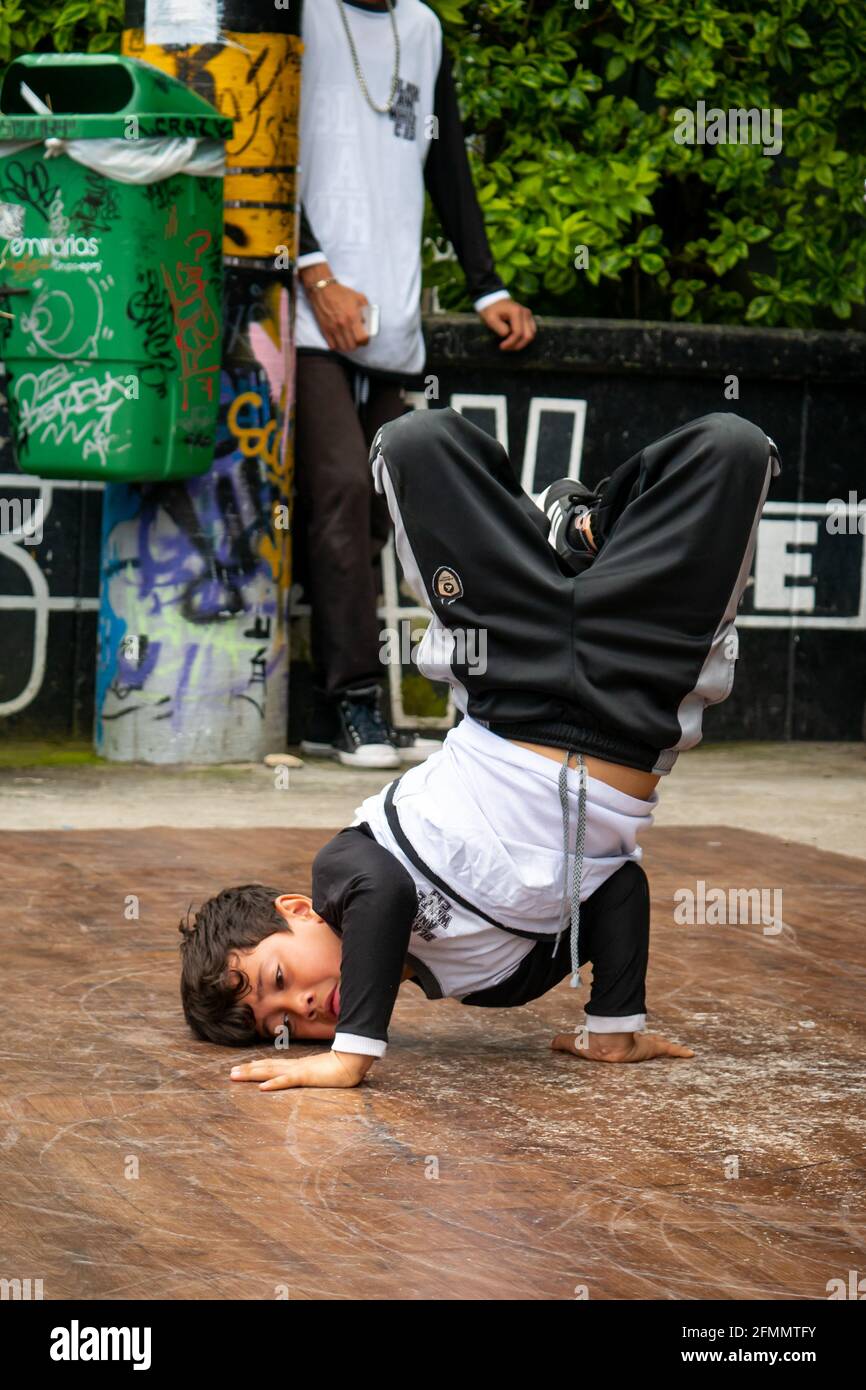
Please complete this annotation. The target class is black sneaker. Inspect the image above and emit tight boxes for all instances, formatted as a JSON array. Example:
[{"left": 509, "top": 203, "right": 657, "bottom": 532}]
[
  {"left": 301, "top": 684, "right": 400, "bottom": 768},
  {"left": 538, "top": 476, "right": 608, "bottom": 576},
  {"left": 332, "top": 683, "right": 400, "bottom": 769}
]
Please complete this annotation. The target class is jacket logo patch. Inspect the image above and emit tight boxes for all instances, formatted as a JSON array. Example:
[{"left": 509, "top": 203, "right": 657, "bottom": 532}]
[
  {"left": 432, "top": 565, "right": 463, "bottom": 605},
  {"left": 412, "top": 888, "right": 453, "bottom": 941}
]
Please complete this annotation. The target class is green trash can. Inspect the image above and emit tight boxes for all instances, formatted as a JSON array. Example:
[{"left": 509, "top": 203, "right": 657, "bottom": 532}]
[{"left": 0, "top": 53, "right": 232, "bottom": 482}]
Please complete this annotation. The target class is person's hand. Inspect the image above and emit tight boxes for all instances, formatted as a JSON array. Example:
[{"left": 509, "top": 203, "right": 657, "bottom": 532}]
[
  {"left": 230, "top": 1049, "right": 374, "bottom": 1091},
  {"left": 303, "top": 274, "right": 370, "bottom": 353},
  {"left": 550, "top": 1029, "right": 695, "bottom": 1063},
  {"left": 477, "top": 297, "right": 536, "bottom": 351}
]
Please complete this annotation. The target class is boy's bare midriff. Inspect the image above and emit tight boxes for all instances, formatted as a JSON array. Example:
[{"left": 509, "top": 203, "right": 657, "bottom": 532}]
[{"left": 507, "top": 740, "right": 661, "bottom": 800}]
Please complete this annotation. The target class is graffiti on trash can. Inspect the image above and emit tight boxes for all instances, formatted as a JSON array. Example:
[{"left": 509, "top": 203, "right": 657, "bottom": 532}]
[
  {"left": 18, "top": 276, "right": 110, "bottom": 360},
  {"left": 70, "top": 170, "right": 120, "bottom": 237},
  {"left": 13, "top": 363, "right": 132, "bottom": 472},
  {"left": 160, "top": 228, "right": 220, "bottom": 410},
  {"left": 0, "top": 159, "right": 59, "bottom": 220},
  {"left": 126, "top": 267, "right": 175, "bottom": 397}
]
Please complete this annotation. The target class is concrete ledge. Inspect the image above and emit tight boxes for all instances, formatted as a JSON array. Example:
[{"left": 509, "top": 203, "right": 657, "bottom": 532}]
[{"left": 422, "top": 311, "right": 866, "bottom": 380}]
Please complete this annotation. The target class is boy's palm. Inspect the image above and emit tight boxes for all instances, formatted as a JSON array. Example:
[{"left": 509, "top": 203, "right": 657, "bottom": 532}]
[{"left": 230, "top": 1050, "right": 369, "bottom": 1090}]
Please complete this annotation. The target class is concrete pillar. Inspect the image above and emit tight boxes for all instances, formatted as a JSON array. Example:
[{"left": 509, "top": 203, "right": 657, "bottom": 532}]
[{"left": 96, "top": 0, "right": 300, "bottom": 762}]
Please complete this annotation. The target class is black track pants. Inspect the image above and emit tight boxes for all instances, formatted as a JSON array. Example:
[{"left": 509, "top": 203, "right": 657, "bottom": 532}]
[
  {"left": 370, "top": 407, "right": 781, "bottom": 775},
  {"left": 460, "top": 858, "right": 650, "bottom": 1023}
]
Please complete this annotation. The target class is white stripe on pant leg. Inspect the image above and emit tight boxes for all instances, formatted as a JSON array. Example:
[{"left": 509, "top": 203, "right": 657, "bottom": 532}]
[
  {"left": 767, "top": 436, "right": 782, "bottom": 476},
  {"left": 370, "top": 447, "right": 471, "bottom": 715},
  {"left": 653, "top": 442, "right": 777, "bottom": 775}
]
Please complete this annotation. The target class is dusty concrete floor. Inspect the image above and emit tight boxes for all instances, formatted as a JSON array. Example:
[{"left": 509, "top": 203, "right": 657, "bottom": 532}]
[
  {"left": 1, "top": 741, "right": 865, "bottom": 860},
  {"left": 2, "top": 820, "right": 863, "bottom": 1300}
]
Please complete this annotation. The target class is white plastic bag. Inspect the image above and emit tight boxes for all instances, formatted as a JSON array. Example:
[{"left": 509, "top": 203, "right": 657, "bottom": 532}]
[{"left": 0, "top": 135, "right": 225, "bottom": 181}]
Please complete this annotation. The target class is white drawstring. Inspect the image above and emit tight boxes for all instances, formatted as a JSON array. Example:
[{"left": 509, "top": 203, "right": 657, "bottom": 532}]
[{"left": 550, "top": 748, "right": 587, "bottom": 987}]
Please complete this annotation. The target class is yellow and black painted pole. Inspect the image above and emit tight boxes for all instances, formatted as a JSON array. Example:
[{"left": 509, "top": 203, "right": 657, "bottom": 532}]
[{"left": 123, "top": 0, "right": 301, "bottom": 267}]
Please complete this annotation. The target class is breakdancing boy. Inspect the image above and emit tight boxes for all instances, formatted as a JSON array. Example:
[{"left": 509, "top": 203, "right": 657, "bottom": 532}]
[{"left": 179, "top": 407, "right": 781, "bottom": 1090}]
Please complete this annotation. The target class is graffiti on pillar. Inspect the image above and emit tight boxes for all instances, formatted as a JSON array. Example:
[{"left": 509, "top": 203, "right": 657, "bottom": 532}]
[
  {"left": 83, "top": 21, "right": 302, "bottom": 758},
  {"left": 96, "top": 427, "right": 284, "bottom": 746},
  {"left": 242, "top": 280, "right": 294, "bottom": 593},
  {"left": 95, "top": 282, "right": 294, "bottom": 761}
]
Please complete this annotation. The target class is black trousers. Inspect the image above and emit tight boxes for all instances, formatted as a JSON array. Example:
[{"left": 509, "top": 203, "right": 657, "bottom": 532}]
[
  {"left": 460, "top": 859, "right": 650, "bottom": 1021},
  {"left": 293, "top": 352, "right": 409, "bottom": 700},
  {"left": 370, "top": 407, "right": 781, "bottom": 775}
]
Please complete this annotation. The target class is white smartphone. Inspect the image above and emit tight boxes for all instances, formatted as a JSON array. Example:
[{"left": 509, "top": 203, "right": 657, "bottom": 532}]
[{"left": 360, "top": 303, "right": 380, "bottom": 337}]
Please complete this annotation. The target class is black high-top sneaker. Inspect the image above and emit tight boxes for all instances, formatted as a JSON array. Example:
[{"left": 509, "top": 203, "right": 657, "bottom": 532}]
[
  {"left": 332, "top": 682, "right": 400, "bottom": 769},
  {"left": 537, "top": 476, "right": 609, "bottom": 576}
]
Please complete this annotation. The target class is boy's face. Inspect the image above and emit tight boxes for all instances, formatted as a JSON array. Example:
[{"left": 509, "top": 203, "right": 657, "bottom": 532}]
[{"left": 229, "top": 896, "right": 342, "bottom": 1043}]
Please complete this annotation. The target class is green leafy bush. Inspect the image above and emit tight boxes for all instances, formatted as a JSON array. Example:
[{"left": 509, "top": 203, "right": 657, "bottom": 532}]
[
  {"left": 4, "top": 0, "right": 863, "bottom": 329},
  {"left": 0, "top": 0, "right": 123, "bottom": 63},
  {"left": 425, "top": 0, "right": 866, "bottom": 328}
]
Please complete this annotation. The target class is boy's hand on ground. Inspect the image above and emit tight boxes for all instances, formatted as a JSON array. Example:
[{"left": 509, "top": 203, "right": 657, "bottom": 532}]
[
  {"left": 550, "top": 1030, "right": 695, "bottom": 1063},
  {"left": 230, "top": 1049, "right": 373, "bottom": 1091}
]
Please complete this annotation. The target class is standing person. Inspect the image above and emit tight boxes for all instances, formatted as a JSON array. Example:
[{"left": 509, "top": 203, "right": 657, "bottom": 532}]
[{"left": 294, "top": 0, "right": 537, "bottom": 768}]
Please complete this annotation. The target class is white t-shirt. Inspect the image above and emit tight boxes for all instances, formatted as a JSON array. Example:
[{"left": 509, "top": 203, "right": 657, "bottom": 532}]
[
  {"left": 352, "top": 714, "right": 658, "bottom": 1002},
  {"left": 296, "top": 0, "right": 442, "bottom": 374}
]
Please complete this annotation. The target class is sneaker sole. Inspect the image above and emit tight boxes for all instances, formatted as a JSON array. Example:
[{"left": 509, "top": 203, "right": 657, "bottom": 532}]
[
  {"left": 335, "top": 746, "right": 400, "bottom": 769},
  {"left": 299, "top": 740, "right": 337, "bottom": 758}
]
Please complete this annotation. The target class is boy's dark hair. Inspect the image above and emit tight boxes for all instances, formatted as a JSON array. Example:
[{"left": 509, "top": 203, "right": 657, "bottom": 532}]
[{"left": 178, "top": 883, "right": 289, "bottom": 1046}]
